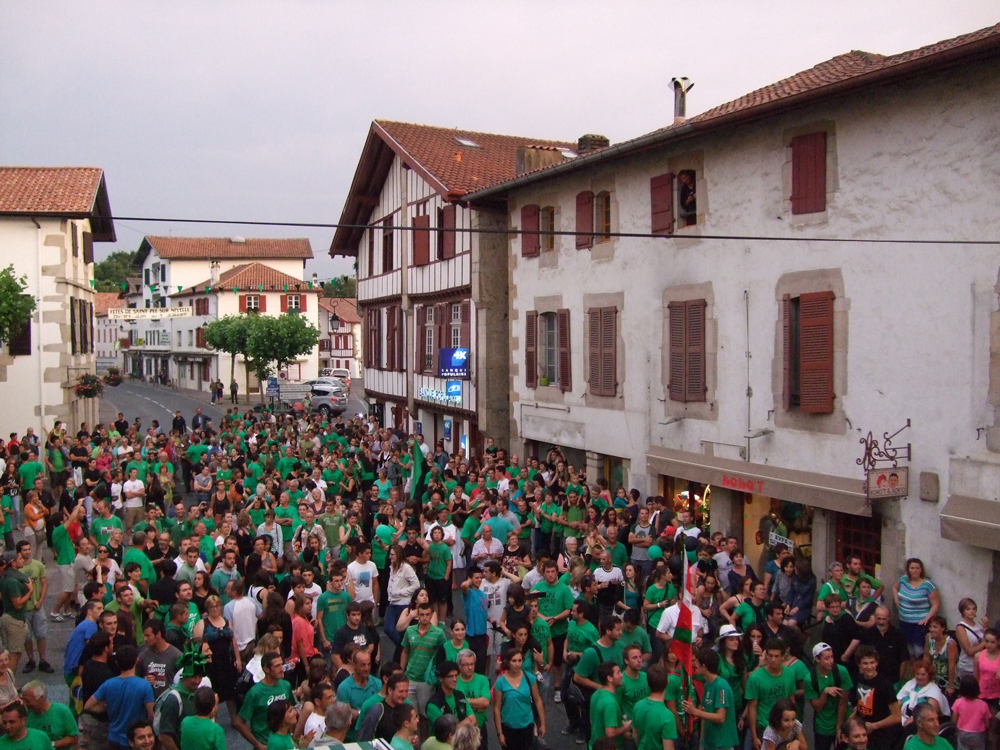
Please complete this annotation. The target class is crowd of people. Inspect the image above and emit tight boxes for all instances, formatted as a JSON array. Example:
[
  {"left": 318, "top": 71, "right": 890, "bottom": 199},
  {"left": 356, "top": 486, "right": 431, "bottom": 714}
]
[{"left": 0, "top": 408, "right": 995, "bottom": 750}]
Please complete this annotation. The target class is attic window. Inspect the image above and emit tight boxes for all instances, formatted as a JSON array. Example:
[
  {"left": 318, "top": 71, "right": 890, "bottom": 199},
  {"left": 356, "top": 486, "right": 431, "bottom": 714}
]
[{"left": 454, "top": 137, "right": 480, "bottom": 148}]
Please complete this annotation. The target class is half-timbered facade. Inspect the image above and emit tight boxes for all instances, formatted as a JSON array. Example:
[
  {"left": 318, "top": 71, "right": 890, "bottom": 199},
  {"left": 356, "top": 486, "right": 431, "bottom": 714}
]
[{"left": 331, "top": 121, "right": 574, "bottom": 456}]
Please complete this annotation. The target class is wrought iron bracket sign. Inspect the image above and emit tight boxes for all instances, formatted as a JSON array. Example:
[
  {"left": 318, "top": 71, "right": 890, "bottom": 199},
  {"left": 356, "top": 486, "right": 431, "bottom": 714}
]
[{"left": 857, "top": 419, "right": 911, "bottom": 499}]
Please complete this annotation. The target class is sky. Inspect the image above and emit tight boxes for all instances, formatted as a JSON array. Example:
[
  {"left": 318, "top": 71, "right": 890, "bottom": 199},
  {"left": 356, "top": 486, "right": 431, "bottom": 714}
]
[{"left": 1, "top": 1, "right": 997, "bottom": 280}]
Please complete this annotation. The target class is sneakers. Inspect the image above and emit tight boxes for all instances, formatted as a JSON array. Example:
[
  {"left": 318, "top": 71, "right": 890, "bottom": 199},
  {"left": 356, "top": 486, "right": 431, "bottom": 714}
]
[
  {"left": 575, "top": 738, "right": 586, "bottom": 745},
  {"left": 22, "top": 660, "right": 35, "bottom": 674},
  {"left": 553, "top": 690, "right": 562, "bottom": 704},
  {"left": 48, "top": 612, "right": 63, "bottom": 622},
  {"left": 561, "top": 727, "right": 580, "bottom": 736},
  {"left": 38, "top": 661, "right": 54, "bottom": 674}
]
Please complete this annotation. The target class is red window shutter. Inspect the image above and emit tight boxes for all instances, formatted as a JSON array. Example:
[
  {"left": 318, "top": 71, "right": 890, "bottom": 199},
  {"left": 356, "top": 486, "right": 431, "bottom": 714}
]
[
  {"left": 460, "top": 301, "right": 471, "bottom": 350},
  {"left": 413, "top": 215, "right": 431, "bottom": 266},
  {"left": 791, "top": 132, "right": 827, "bottom": 215},
  {"left": 667, "top": 301, "right": 685, "bottom": 402},
  {"left": 685, "top": 300, "right": 707, "bottom": 402},
  {"left": 575, "top": 191, "right": 594, "bottom": 249},
  {"left": 799, "top": 291, "right": 835, "bottom": 413},
  {"left": 650, "top": 173, "right": 675, "bottom": 235},
  {"left": 416, "top": 306, "right": 426, "bottom": 373},
  {"left": 557, "top": 308, "right": 572, "bottom": 392},
  {"left": 781, "top": 294, "right": 792, "bottom": 411},
  {"left": 525, "top": 311, "right": 538, "bottom": 389},
  {"left": 375, "top": 308, "right": 383, "bottom": 369},
  {"left": 300, "top": 294, "right": 307, "bottom": 312},
  {"left": 258, "top": 295, "right": 266, "bottom": 313},
  {"left": 441, "top": 205, "right": 457, "bottom": 260},
  {"left": 600, "top": 308, "right": 617, "bottom": 397},
  {"left": 385, "top": 306, "right": 396, "bottom": 371},
  {"left": 196, "top": 328, "right": 204, "bottom": 348},
  {"left": 396, "top": 306, "right": 404, "bottom": 372},
  {"left": 239, "top": 295, "right": 247, "bottom": 314},
  {"left": 280, "top": 295, "right": 288, "bottom": 313},
  {"left": 363, "top": 310, "right": 371, "bottom": 368},
  {"left": 521, "top": 205, "right": 540, "bottom": 257},
  {"left": 588, "top": 309, "right": 601, "bottom": 394},
  {"left": 82, "top": 232, "right": 94, "bottom": 264}
]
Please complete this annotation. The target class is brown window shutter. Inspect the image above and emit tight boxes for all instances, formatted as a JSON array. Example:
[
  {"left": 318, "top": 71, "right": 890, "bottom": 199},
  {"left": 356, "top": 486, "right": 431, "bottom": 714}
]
[
  {"left": 799, "top": 291, "right": 835, "bottom": 413},
  {"left": 376, "top": 308, "right": 384, "bottom": 369},
  {"left": 367, "top": 226, "right": 375, "bottom": 277},
  {"left": 431, "top": 304, "right": 443, "bottom": 375},
  {"left": 575, "top": 191, "right": 594, "bottom": 249},
  {"left": 82, "top": 232, "right": 94, "bottom": 264},
  {"left": 8, "top": 318, "right": 30, "bottom": 356},
  {"left": 588, "top": 309, "right": 601, "bottom": 394},
  {"left": 791, "top": 132, "right": 827, "bottom": 214},
  {"left": 363, "top": 310, "right": 371, "bottom": 367},
  {"left": 521, "top": 205, "right": 540, "bottom": 257},
  {"left": 258, "top": 295, "right": 266, "bottom": 313},
  {"left": 685, "top": 300, "right": 707, "bottom": 402},
  {"left": 89, "top": 302, "right": 94, "bottom": 353},
  {"left": 460, "top": 301, "right": 471, "bottom": 350},
  {"left": 279, "top": 295, "right": 288, "bottom": 313},
  {"left": 557, "top": 308, "right": 572, "bottom": 392},
  {"left": 650, "top": 173, "right": 675, "bottom": 235},
  {"left": 667, "top": 301, "right": 686, "bottom": 402},
  {"left": 396, "top": 306, "right": 405, "bottom": 372},
  {"left": 781, "top": 294, "right": 792, "bottom": 411},
  {"left": 300, "top": 294, "right": 307, "bottom": 312},
  {"left": 385, "top": 307, "right": 396, "bottom": 371},
  {"left": 413, "top": 215, "right": 431, "bottom": 266},
  {"left": 70, "top": 299, "right": 78, "bottom": 354},
  {"left": 416, "top": 306, "right": 426, "bottom": 373},
  {"left": 442, "top": 205, "right": 457, "bottom": 260},
  {"left": 525, "top": 310, "right": 538, "bottom": 389},
  {"left": 600, "top": 307, "right": 617, "bottom": 397}
]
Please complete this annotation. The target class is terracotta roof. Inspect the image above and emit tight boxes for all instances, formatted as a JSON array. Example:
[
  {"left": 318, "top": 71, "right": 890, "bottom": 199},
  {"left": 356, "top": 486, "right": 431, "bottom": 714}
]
[
  {"left": 173, "top": 262, "right": 320, "bottom": 295},
  {"left": 318, "top": 296, "right": 360, "bottom": 324},
  {"left": 464, "top": 22, "right": 1000, "bottom": 199},
  {"left": 93, "top": 292, "right": 123, "bottom": 316},
  {"left": 0, "top": 167, "right": 116, "bottom": 241},
  {"left": 138, "top": 236, "right": 313, "bottom": 265}
]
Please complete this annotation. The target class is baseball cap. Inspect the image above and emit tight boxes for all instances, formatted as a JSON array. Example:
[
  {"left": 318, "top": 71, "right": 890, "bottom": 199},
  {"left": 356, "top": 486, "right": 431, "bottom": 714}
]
[{"left": 812, "top": 642, "right": 833, "bottom": 659}]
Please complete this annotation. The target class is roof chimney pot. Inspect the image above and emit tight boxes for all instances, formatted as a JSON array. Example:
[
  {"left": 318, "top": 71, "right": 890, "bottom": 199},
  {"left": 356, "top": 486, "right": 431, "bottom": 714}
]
[
  {"left": 577, "top": 134, "right": 610, "bottom": 156},
  {"left": 671, "top": 78, "right": 694, "bottom": 124}
]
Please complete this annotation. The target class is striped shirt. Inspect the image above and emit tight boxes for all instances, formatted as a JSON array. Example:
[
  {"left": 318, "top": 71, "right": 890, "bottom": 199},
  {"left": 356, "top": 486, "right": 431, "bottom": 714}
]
[
  {"left": 897, "top": 576, "right": 936, "bottom": 623},
  {"left": 401, "top": 623, "right": 446, "bottom": 683}
]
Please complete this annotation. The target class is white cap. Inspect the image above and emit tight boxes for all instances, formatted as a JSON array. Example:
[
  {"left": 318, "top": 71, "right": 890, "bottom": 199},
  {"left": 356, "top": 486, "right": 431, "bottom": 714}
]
[
  {"left": 812, "top": 642, "right": 833, "bottom": 659},
  {"left": 718, "top": 624, "right": 742, "bottom": 639}
]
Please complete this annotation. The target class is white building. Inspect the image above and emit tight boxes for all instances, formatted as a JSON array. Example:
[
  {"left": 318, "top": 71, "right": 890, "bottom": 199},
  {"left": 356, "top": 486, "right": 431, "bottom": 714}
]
[
  {"left": 317, "top": 297, "right": 361, "bottom": 377},
  {"left": 464, "top": 25, "right": 1000, "bottom": 617},
  {"left": 0, "top": 167, "right": 116, "bottom": 437},
  {"left": 94, "top": 291, "right": 125, "bottom": 372},
  {"left": 124, "top": 235, "right": 313, "bottom": 391},
  {"left": 331, "top": 120, "right": 574, "bottom": 456}
]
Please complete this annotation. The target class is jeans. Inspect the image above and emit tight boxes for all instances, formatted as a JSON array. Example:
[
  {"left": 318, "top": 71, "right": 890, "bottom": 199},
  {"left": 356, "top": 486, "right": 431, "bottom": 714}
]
[{"left": 384, "top": 603, "right": 407, "bottom": 648}]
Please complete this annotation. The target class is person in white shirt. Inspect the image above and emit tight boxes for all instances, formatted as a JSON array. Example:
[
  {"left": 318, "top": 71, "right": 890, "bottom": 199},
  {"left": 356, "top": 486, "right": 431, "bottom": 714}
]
[
  {"left": 673, "top": 509, "right": 701, "bottom": 542},
  {"left": 593, "top": 549, "right": 625, "bottom": 619},
  {"left": 223, "top": 579, "right": 259, "bottom": 653},
  {"left": 173, "top": 540, "right": 208, "bottom": 576},
  {"left": 471, "top": 525, "right": 503, "bottom": 565},
  {"left": 713, "top": 537, "right": 738, "bottom": 593},
  {"left": 480, "top": 561, "right": 517, "bottom": 655},
  {"left": 122, "top": 468, "right": 146, "bottom": 535},
  {"left": 347, "top": 544, "right": 379, "bottom": 604},
  {"left": 655, "top": 600, "right": 708, "bottom": 645},
  {"left": 287, "top": 568, "right": 323, "bottom": 619}
]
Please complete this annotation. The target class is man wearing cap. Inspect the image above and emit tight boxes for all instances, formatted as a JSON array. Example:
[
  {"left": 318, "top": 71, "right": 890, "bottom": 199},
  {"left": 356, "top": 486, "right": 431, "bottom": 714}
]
[
  {"left": 0, "top": 550, "right": 33, "bottom": 672},
  {"left": 805, "top": 642, "right": 853, "bottom": 750}
]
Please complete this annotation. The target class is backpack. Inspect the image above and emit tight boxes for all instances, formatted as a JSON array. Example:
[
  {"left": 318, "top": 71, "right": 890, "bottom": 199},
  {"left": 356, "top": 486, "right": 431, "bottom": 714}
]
[
  {"left": 566, "top": 644, "right": 603, "bottom": 706},
  {"left": 810, "top": 664, "right": 841, "bottom": 693}
]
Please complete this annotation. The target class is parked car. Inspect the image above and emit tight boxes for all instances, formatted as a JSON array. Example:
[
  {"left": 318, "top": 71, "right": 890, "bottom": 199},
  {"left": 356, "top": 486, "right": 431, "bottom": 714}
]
[
  {"left": 304, "top": 377, "right": 348, "bottom": 390},
  {"left": 330, "top": 368, "right": 351, "bottom": 389},
  {"left": 310, "top": 384, "right": 348, "bottom": 417}
]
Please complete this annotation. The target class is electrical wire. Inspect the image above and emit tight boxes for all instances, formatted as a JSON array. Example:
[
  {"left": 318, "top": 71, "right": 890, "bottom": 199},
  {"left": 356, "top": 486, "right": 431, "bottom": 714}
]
[{"left": 102, "top": 214, "right": 1000, "bottom": 246}]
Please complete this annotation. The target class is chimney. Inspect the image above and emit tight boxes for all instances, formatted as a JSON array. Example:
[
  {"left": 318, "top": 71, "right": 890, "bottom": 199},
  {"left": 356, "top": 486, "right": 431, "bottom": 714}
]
[
  {"left": 577, "top": 134, "right": 610, "bottom": 156},
  {"left": 671, "top": 77, "right": 694, "bottom": 124},
  {"left": 210, "top": 260, "right": 220, "bottom": 286},
  {"left": 516, "top": 146, "right": 570, "bottom": 176}
]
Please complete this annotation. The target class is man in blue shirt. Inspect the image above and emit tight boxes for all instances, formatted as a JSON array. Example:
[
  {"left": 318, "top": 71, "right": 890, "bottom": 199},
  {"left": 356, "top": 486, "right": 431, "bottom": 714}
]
[
  {"left": 64, "top": 601, "right": 102, "bottom": 689},
  {"left": 335, "top": 650, "right": 382, "bottom": 740},
  {"left": 460, "top": 567, "right": 489, "bottom": 675},
  {"left": 85, "top": 645, "right": 154, "bottom": 750}
]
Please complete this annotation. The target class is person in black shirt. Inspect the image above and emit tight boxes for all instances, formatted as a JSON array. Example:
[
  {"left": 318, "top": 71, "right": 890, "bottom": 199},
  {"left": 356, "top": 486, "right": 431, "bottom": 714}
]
[
  {"left": 80, "top": 631, "right": 114, "bottom": 745},
  {"left": 402, "top": 527, "right": 428, "bottom": 582},
  {"left": 763, "top": 602, "right": 796, "bottom": 646},
  {"left": 850, "top": 645, "right": 901, "bottom": 748},
  {"left": 114, "top": 414, "right": 130, "bottom": 435},
  {"left": 331, "top": 602, "right": 377, "bottom": 670},
  {"left": 821, "top": 594, "right": 862, "bottom": 670},
  {"left": 862, "top": 606, "right": 910, "bottom": 685}
]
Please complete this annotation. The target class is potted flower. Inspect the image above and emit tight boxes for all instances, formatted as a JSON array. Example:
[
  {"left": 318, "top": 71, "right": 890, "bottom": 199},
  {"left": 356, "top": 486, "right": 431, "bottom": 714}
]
[
  {"left": 539, "top": 377, "right": 550, "bottom": 387},
  {"left": 75, "top": 374, "right": 104, "bottom": 399},
  {"left": 103, "top": 367, "right": 124, "bottom": 387}
]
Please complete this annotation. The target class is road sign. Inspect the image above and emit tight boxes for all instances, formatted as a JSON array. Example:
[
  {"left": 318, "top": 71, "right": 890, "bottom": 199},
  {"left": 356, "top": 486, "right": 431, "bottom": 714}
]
[{"left": 266, "top": 377, "right": 280, "bottom": 397}]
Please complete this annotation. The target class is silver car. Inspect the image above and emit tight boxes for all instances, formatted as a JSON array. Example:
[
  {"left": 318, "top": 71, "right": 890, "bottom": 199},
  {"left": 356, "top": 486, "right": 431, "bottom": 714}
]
[{"left": 310, "top": 383, "right": 348, "bottom": 417}]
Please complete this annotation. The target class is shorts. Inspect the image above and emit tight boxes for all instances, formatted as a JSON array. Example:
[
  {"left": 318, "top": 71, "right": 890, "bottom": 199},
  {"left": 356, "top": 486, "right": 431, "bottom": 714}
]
[
  {"left": 407, "top": 680, "right": 433, "bottom": 716},
  {"left": 25, "top": 609, "right": 47, "bottom": 641},
  {"left": 1, "top": 614, "right": 27, "bottom": 654},
  {"left": 551, "top": 634, "right": 566, "bottom": 667},
  {"left": 51, "top": 470, "right": 69, "bottom": 488},
  {"left": 427, "top": 577, "right": 451, "bottom": 604},
  {"left": 58, "top": 564, "right": 75, "bottom": 594}
]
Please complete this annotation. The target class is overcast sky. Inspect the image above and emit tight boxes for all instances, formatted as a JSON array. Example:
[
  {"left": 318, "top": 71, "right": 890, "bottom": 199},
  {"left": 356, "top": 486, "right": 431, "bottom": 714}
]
[{"left": 2, "top": 1, "right": 996, "bottom": 279}]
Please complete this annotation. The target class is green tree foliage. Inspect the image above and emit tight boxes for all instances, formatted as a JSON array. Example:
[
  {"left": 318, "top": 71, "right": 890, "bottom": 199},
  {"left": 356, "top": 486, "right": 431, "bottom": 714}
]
[
  {"left": 203, "top": 316, "right": 252, "bottom": 401},
  {"left": 94, "top": 251, "right": 138, "bottom": 292},
  {"left": 323, "top": 275, "right": 357, "bottom": 298},
  {"left": 0, "top": 265, "right": 36, "bottom": 345}
]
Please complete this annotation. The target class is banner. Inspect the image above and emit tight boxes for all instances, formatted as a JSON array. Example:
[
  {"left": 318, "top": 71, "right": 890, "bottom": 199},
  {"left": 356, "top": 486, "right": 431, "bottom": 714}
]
[{"left": 108, "top": 307, "right": 193, "bottom": 320}]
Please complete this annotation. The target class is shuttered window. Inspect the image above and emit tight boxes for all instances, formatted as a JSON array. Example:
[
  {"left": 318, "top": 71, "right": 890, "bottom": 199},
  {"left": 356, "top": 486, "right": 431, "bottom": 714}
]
[
  {"left": 650, "top": 173, "right": 675, "bottom": 235},
  {"left": 82, "top": 232, "right": 94, "bottom": 264},
  {"left": 791, "top": 132, "right": 827, "bottom": 215},
  {"left": 540, "top": 207, "right": 556, "bottom": 252},
  {"left": 441, "top": 205, "right": 457, "bottom": 259},
  {"left": 8, "top": 313, "right": 30, "bottom": 356},
  {"left": 782, "top": 291, "right": 834, "bottom": 413},
  {"left": 525, "top": 310, "right": 538, "bottom": 388},
  {"left": 382, "top": 219, "right": 394, "bottom": 273},
  {"left": 588, "top": 307, "right": 617, "bottom": 397},
  {"left": 70, "top": 298, "right": 78, "bottom": 354},
  {"left": 460, "top": 301, "right": 471, "bottom": 350},
  {"left": 386, "top": 305, "right": 397, "bottom": 371},
  {"left": 416, "top": 306, "right": 427, "bottom": 373},
  {"left": 521, "top": 205, "right": 540, "bottom": 257},
  {"left": 596, "top": 192, "right": 611, "bottom": 242},
  {"left": 195, "top": 327, "right": 205, "bottom": 348},
  {"left": 557, "top": 308, "right": 572, "bottom": 392},
  {"left": 667, "top": 300, "right": 707, "bottom": 402},
  {"left": 575, "top": 191, "right": 594, "bottom": 249},
  {"left": 367, "top": 226, "right": 375, "bottom": 278},
  {"left": 413, "top": 215, "right": 431, "bottom": 266}
]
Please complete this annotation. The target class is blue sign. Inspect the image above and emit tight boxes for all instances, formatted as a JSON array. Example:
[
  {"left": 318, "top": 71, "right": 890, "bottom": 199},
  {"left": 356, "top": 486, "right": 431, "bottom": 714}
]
[
  {"left": 437, "top": 348, "right": 469, "bottom": 378},
  {"left": 265, "top": 377, "right": 280, "bottom": 397},
  {"left": 444, "top": 418, "right": 452, "bottom": 441},
  {"left": 446, "top": 380, "right": 462, "bottom": 399}
]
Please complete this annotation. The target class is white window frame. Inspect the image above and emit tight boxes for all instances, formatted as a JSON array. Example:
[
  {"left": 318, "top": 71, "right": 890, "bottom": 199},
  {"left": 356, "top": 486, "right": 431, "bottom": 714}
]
[
  {"left": 287, "top": 294, "right": 301, "bottom": 311},
  {"left": 246, "top": 295, "right": 260, "bottom": 312},
  {"left": 540, "top": 312, "right": 558, "bottom": 384},
  {"left": 187, "top": 330, "right": 193, "bottom": 347}
]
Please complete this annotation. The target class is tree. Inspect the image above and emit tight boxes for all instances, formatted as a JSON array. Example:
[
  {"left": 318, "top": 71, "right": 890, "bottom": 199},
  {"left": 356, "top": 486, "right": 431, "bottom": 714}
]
[
  {"left": 203, "top": 316, "right": 252, "bottom": 403},
  {"left": 94, "top": 251, "right": 138, "bottom": 293},
  {"left": 245, "top": 313, "right": 320, "bottom": 402},
  {"left": 0, "top": 265, "right": 36, "bottom": 346},
  {"left": 323, "top": 275, "right": 357, "bottom": 299}
]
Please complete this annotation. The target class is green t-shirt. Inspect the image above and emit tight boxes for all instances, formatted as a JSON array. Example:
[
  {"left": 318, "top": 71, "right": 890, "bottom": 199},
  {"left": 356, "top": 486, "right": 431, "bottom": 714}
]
[
  {"left": 0, "top": 569, "right": 30, "bottom": 620},
  {"left": 608, "top": 542, "right": 629, "bottom": 569},
  {"left": 276, "top": 456, "right": 298, "bottom": 479},
  {"left": 125, "top": 460, "right": 148, "bottom": 483},
  {"left": 458, "top": 673, "right": 491, "bottom": 727},
  {"left": 803, "top": 664, "right": 853, "bottom": 737},
  {"left": 531, "top": 580, "right": 575, "bottom": 637},
  {"left": 538, "top": 502, "right": 558, "bottom": 533},
  {"left": 274, "top": 506, "right": 298, "bottom": 542},
  {"left": 25, "top": 703, "right": 78, "bottom": 744},
  {"left": 317, "top": 589, "right": 352, "bottom": 642},
  {"left": 267, "top": 734, "right": 295, "bottom": 750},
  {"left": 427, "top": 542, "right": 451, "bottom": 580},
  {"left": 402, "top": 624, "right": 446, "bottom": 683},
  {"left": 124, "top": 546, "right": 156, "bottom": 584},
  {"left": 180, "top": 715, "right": 226, "bottom": 750},
  {"left": 20, "top": 559, "right": 45, "bottom": 610},
  {"left": 17, "top": 461, "right": 45, "bottom": 491},
  {"left": 317, "top": 513, "right": 343, "bottom": 547},
  {"left": 0, "top": 496, "right": 11, "bottom": 534},
  {"left": 717, "top": 656, "right": 745, "bottom": 714},
  {"left": 48, "top": 448, "right": 65, "bottom": 473},
  {"left": 52, "top": 524, "right": 75, "bottom": 566},
  {"left": 589, "top": 688, "right": 623, "bottom": 750},
  {"left": 745, "top": 666, "right": 798, "bottom": 730},
  {"left": 632, "top": 698, "right": 678, "bottom": 750},
  {"left": 0, "top": 727, "right": 54, "bottom": 750},
  {"left": 567, "top": 620, "right": 600, "bottom": 656},
  {"left": 460, "top": 516, "right": 480, "bottom": 543},
  {"left": 92, "top": 514, "right": 124, "bottom": 547},
  {"left": 616, "top": 671, "right": 649, "bottom": 719},
  {"left": 644, "top": 583, "right": 674, "bottom": 630},
  {"left": 426, "top": 691, "right": 468, "bottom": 725},
  {"left": 373, "top": 525, "right": 394, "bottom": 569},
  {"left": 238, "top": 679, "right": 294, "bottom": 743},
  {"left": 902, "top": 735, "right": 955, "bottom": 750},
  {"left": 618, "top": 625, "right": 651, "bottom": 656},
  {"left": 696, "top": 676, "right": 739, "bottom": 750},
  {"left": 186, "top": 444, "right": 209, "bottom": 465},
  {"left": 733, "top": 600, "right": 765, "bottom": 631},
  {"left": 818, "top": 579, "right": 851, "bottom": 604},
  {"left": 576, "top": 640, "right": 624, "bottom": 683},
  {"left": 665, "top": 672, "right": 683, "bottom": 705},
  {"left": 531, "top": 618, "right": 551, "bottom": 665}
]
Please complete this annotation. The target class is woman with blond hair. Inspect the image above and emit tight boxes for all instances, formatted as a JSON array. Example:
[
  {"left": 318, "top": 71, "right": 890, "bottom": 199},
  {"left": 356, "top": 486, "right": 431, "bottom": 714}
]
[{"left": 193, "top": 594, "right": 241, "bottom": 721}]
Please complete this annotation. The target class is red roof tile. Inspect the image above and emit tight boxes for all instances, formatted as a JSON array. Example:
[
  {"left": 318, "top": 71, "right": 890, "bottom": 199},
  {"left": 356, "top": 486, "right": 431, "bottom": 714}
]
[
  {"left": 143, "top": 236, "right": 313, "bottom": 261},
  {"left": 93, "top": 292, "right": 123, "bottom": 316},
  {"left": 0, "top": 167, "right": 105, "bottom": 214},
  {"left": 318, "top": 296, "right": 360, "bottom": 324},
  {"left": 174, "top": 262, "right": 319, "bottom": 295}
]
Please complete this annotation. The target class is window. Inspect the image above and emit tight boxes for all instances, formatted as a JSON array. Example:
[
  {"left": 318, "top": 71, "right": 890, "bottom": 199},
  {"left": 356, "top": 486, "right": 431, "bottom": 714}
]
[
  {"left": 382, "top": 219, "right": 394, "bottom": 272},
  {"left": 454, "top": 137, "right": 480, "bottom": 148},
  {"left": 791, "top": 132, "right": 827, "bottom": 214},
  {"left": 540, "top": 207, "right": 556, "bottom": 252},
  {"left": 287, "top": 295, "right": 300, "bottom": 312},
  {"left": 667, "top": 300, "right": 706, "bottom": 402},
  {"left": 188, "top": 330, "right": 193, "bottom": 346},
  {"left": 836, "top": 511, "right": 882, "bottom": 574},
  {"left": 596, "top": 192, "right": 611, "bottom": 242},
  {"left": 650, "top": 173, "right": 675, "bottom": 235},
  {"left": 246, "top": 295, "right": 259, "bottom": 312},
  {"left": 367, "top": 225, "right": 375, "bottom": 278},
  {"left": 413, "top": 214, "right": 431, "bottom": 266},
  {"left": 451, "top": 303, "right": 462, "bottom": 348},
  {"left": 439, "top": 205, "right": 456, "bottom": 260},
  {"left": 525, "top": 309, "right": 571, "bottom": 391},
  {"left": 782, "top": 291, "right": 834, "bottom": 413},
  {"left": 144, "top": 269, "right": 150, "bottom": 285},
  {"left": 422, "top": 305, "right": 435, "bottom": 372},
  {"left": 540, "top": 313, "right": 557, "bottom": 384},
  {"left": 575, "top": 192, "right": 593, "bottom": 249},
  {"left": 521, "top": 205, "right": 539, "bottom": 257},
  {"left": 160, "top": 265, "right": 167, "bottom": 282},
  {"left": 677, "top": 170, "right": 697, "bottom": 227},
  {"left": 177, "top": 331, "right": 182, "bottom": 347},
  {"left": 588, "top": 307, "right": 617, "bottom": 397},
  {"left": 71, "top": 224, "right": 79, "bottom": 257},
  {"left": 8, "top": 313, "right": 30, "bottom": 356}
]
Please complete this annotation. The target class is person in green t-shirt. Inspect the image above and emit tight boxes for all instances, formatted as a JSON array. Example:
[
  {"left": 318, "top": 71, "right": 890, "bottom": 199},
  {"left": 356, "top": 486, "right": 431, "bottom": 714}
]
[
  {"left": 531, "top": 562, "right": 575, "bottom": 698},
  {"left": 22, "top": 683, "right": 78, "bottom": 747},
  {"left": 17, "top": 455, "right": 45, "bottom": 495},
  {"left": 180, "top": 687, "right": 227, "bottom": 750},
  {"left": 0, "top": 702, "right": 53, "bottom": 750},
  {"left": 745, "top": 639, "right": 798, "bottom": 747},
  {"left": 457, "top": 651, "right": 491, "bottom": 728},
  {"left": 589, "top": 662, "right": 631, "bottom": 749},
  {"left": 317, "top": 572, "right": 352, "bottom": 651},
  {"left": 90, "top": 499, "right": 124, "bottom": 549},
  {"left": 426, "top": 528, "right": 452, "bottom": 623},
  {"left": 616, "top": 644, "right": 650, "bottom": 719},
  {"left": 619, "top": 610, "right": 652, "bottom": 659},
  {"left": 682, "top": 649, "right": 740, "bottom": 750},
  {"left": 632, "top": 664, "right": 679, "bottom": 750},
  {"left": 389, "top": 703, "right": 420, "bottom": 750},
  {"left": 804, "top": 643, "right": 853, "bottom": 747},
  {"left": 400, "top": 605, "right": 446, "bottom": 684},
  {"left": 234, "top": 653, "right": 294, "bottom": 748},
  {"left": 733, "top": 580, "right": 768, "bottom": 631},
  {"left": 574, "top": 618, "right": 624, "bottom": 692}
]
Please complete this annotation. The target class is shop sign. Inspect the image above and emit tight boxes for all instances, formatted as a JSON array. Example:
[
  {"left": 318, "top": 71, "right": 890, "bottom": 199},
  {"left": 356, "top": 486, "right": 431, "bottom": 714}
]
[
  {"left": 720, "top": 473, "right": 766, "bottom": 494},
  {"left": 768, "top": 531, "right": 795, "bottom": 552},
  {"left": 444, "top": 418, "right": 452, "bottom": 440},
  {"left": 418, "top": 386, "right": 462, "bottom": 404},
  {"left": 866, "top": 466, "right": 908, "bottom": 499},
  {"left": 437, "top": 348, "right": 469, "bottom": 378}
]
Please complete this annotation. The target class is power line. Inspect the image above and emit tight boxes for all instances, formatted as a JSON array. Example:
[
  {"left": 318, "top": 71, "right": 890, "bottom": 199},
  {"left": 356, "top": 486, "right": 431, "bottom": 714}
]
[{"left": 103, "top": 214, "right": 1000, "bottom": 246}]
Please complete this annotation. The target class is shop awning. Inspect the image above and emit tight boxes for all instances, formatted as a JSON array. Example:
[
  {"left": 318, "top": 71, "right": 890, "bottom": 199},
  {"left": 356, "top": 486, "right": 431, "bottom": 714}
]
[
  {"left": 940, "top": 494, "right": 1000, "bottom": 551},
  {"left": 646, "top": 446, "right": 871, "bottom": 516}
]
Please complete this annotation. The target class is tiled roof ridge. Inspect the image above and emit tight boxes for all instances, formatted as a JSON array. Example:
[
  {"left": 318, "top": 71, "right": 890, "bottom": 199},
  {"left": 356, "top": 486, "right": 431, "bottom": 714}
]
[
  {"left": 375, "top": 119, "right": 573, "bottom": 148},
  {"left": 144, "top": 236, "right": 314, "bottom": 260},
  {"left": 173, "top": 261, "right": 318, "bottom": 295}
]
